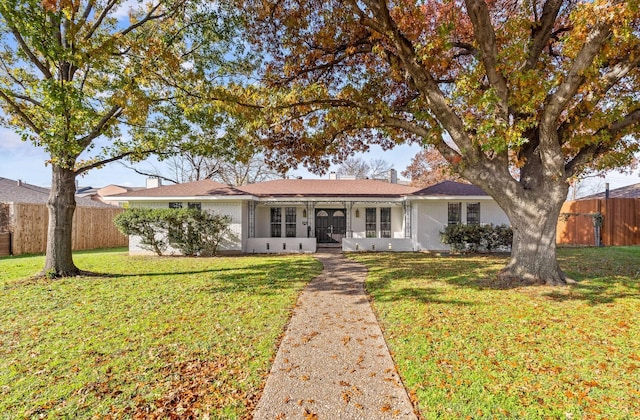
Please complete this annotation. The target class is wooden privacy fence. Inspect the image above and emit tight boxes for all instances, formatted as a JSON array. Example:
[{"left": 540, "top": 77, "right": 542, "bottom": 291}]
[
  {"left": 4, "top": 203, "right": 127, "bottom": 255},
  {"left": 557, "top": 198, "right": 640, "bottom": 246}
]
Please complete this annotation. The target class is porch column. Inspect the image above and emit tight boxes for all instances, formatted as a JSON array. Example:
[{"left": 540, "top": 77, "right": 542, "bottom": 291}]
[
  {"left": 346, "top": 202, "right": 353, "bottom": 238},
  {"left": 248, "top": 201, "right": 256, "bottom": 238},
  {"left": 404, "top": 201, "right": 412, "bottom": 238}
]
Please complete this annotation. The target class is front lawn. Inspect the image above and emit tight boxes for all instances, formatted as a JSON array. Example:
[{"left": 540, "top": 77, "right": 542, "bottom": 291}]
[
  {"left": 351, "top": 247, "right": 640, "bottom": 419},
  {"left": 0, "top": 249, "right": 322, "bottom": 418}
]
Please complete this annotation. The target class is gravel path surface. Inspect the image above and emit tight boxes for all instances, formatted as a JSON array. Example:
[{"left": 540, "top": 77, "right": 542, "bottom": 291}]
[{"left": 253, "top": 251, "right": 418, "bottom": 419}]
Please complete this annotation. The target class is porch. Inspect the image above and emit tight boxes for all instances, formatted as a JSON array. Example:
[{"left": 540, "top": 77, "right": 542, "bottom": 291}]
[{"left": 246, "top": 199, "right": 413, "bottom": 253}]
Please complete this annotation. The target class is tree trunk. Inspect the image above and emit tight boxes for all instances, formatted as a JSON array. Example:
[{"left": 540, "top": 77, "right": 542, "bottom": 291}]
[
  {"left": 43, "top": 165, "right": 79, "bottom": 277},
  {"left": 495, "top": 184, "right": 569, "bottom": 286}
]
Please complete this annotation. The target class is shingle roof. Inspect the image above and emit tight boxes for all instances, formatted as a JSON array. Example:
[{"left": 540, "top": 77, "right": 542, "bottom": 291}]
[
  {"left": 105, "top": 179, "right": 494, "bottom": 199},
  {"left": 580, "top": 183, "right": 640, "bottom": 200},
  {"left": 0, "top": 177, "right": 114, "bottom": 207},
  {"left": 412, "top": 180, "right": 488, "bottom": 196},
  {"left": 110, "top": 179, "right": 249, "bottom": 198},
  {"left": 238, "top": 179, "right": 418, "bottom": 197}
]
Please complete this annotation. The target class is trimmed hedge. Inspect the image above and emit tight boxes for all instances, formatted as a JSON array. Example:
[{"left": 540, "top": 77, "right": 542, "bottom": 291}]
[
  {"left": 114, "top": 208, "right": 231, "bottom": 256},
  {"left": 440, "top": 224, "right": 513, "bottom": 252}
]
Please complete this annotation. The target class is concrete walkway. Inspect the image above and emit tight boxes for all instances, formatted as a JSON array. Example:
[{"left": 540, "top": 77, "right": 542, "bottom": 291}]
[{"left": 253, "top": 252, "right": 418, "bottom": 419}]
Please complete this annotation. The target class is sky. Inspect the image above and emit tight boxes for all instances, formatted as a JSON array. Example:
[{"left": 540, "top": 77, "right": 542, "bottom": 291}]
[
  {"left": 0, "top": 127, "right": 424, "bottom": 188},
  {"left": 1, "top": 125, "right": 638, "bottom": 196}
]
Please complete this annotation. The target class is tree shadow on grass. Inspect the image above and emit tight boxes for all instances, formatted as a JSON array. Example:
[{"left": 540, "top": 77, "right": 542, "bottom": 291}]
[
  {"left": 541, "top": 278, "right": 640, "bottom": 305},
  {"left": 355, "top": 252, "right": 640, "bottom": 306},
  {"left": 366, "top": 276, "right": 478, "bottom": 306}
]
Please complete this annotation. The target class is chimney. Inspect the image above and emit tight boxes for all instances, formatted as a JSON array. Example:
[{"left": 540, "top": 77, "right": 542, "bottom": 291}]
[
  {"left": 605, "top": 182, "right": 610, "bottom": 199},
  {"left": 329, "top": 171, "right": 337, "bottom": 180},
  {"left": 389, "top": 169, "right": 397, "bottom": 184},
  {"left": 146, "top": 177, "right": 162, "bottom": 189},
  {"left": 75, "top": 179, "right": 79, "bottom": 192},
  {"left": 17, "top": 179, "right": 22, "bottom": 187}
]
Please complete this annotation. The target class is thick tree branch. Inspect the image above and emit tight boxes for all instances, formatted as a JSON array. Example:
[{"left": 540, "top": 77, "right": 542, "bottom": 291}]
[
  {"left": 543, "top": 23, "right": 611, "bottom": 125},
  {"left": 83, "top": 0, "right": 119, "bottom": 41},
  {"left": 75, "top": 149, "right": 159, "bottom": 175},
  {"left": 0, "top": 89, "right": 43, "bottom": 134},
  {"left": 358, "top": 0, "right": 475, "bottom": 161},
  {"left": 539, "top": 22, "right": 611, "bottom": 176},
  {"left": 77, "top": 105, "right": 123, "bottom": 148},
  {"left": 559, "top": 50, "right": 640, "bottom": 142},
  {"left": 524, "top": 0, "right": 564, "bottom": 70},
  {"left": 564, "top": 108, "right": 640, "bottom": 177},
  {"left": 9, "top": 27, "right": 53, "bottom": 79},
  {"left": 463, "top": 0, "right": 509, "bottom": 119}
]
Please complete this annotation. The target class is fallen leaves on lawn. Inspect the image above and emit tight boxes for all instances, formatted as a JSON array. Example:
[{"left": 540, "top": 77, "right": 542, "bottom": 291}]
[{"left": 131, "top": 358, "right": 250, "bottom": 419}]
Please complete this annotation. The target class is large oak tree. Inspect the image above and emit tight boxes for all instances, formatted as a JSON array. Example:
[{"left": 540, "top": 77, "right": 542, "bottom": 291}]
[
  {"left": 248, "top": 0, "right": 640, "bottom": 285},
  {"left": 0, "top": 0, "right": 247, "bottom": 276}
]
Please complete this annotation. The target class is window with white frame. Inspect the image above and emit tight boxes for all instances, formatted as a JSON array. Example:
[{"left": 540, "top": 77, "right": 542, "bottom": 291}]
[
  {"left": 270, "top": 208, "right": 282, "bottom": 237},
  {"left": 285, "top": 207, "right": 296, "bottom": 237},
  {"left": 448, "top": 202, "right": 461, "bottom": 225},
  {"left": 466, "top": 203, "right": 480, "bottom": 225},
  {"left": 366, "top": 208, "right": 377, "bottom": 238},
  {"left": 380, "top": 207, "right": 391, "bottom": 238},
  {"left": 188, "top": 202, "right": 201, "bottom": 210},
  {"left": 169, "top": 202, "right": 183, "bottom": 209}
]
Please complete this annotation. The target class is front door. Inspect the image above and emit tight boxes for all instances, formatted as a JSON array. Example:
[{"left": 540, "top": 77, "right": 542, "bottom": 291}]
[{"left": 315, "top": 209, "right": 346, "bottom": 243}]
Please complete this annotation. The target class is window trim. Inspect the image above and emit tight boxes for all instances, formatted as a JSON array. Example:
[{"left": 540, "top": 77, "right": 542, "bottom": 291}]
[
  {"left": 285, "top": 207, "right": 296, "bottom": 238},
  {"left": 448, "top": 202, "right": 462, "bottom": 225},
  {"left": 380, "top": 207, "right": 391, "bottom": 238},
  {"left": 365, "top": 208, "right": 377, "bottom": 238},
  {"left": 270, "top": 207, "right": 282, "bottom": 238},
  {"left": 466, "top": 202, "right": 480, "bottom": 225}
]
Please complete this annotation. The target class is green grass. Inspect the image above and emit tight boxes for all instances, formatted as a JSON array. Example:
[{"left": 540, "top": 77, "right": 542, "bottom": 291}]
[
  {"left": 351, "top": 247, "right": 640, "bottom": 419},
  {"left": 0, "top": 249, "right": 322, "bottom": 419}
]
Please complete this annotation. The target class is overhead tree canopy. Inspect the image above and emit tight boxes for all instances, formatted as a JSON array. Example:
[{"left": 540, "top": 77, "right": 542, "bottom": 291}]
[
  {"left": 246, "top": 0, "right": 640, "bottom": 285},
  {"left": 0, "top": 0, "right": 251, "bottom": 276}
]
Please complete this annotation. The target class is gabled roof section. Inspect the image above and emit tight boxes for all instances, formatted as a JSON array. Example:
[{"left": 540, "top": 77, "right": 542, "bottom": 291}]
[
  {"left": 110, "top": 179, "right": 248, "bottom": 198},
  {"left": 238, "top": 179, "right": 418, "bottom": 197},
  {"left": 412, "top": 180, "right": 488, "bottom": 196},
  {"left": 580, "top": 183, "right": 640, "bottom": 200}
]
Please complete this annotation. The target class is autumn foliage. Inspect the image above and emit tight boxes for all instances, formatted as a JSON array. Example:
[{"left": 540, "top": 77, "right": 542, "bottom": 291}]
[
  {"left": 245, "top": 0, "right": 640, "bottom": 284},
  {"left": 402, "top": 148, "right": 465, "bottom": 187}
]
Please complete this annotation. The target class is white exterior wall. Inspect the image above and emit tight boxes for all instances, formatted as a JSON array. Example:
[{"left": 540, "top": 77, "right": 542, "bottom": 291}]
[
  {"left": 413, "top": 202, "right": 449, "bottom": 251},
  {"left": 412, "top": 199, "right": 509, "bottom": 251},
  {"left": 127, "top": 200, "right": 244, "bottom": 254},
  {"left": 254, "top": 205, "right": 313, "bottom": 239},
  {"left": 350, "top": 205, "right": 404, "bottom": 239}
]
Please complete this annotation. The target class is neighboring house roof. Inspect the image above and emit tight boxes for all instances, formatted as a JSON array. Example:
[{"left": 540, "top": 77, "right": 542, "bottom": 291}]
[
  {"left": 412, "top": 180, "right": 488, "bottom": 196},
  {"left": 580, "top": 183, "right": 640, "bottom": 200},
  {"left": 238, "top": 179, "right": 418, "bottom": 197},
  {"left": 110, "top": 179, "right": 249, "bottom": 198},
  {"left": 97, "top": 185, "right": 144, "bottom": 197},
  {"left": 0, "top": 177, "right": 113, "bottom": 207}
]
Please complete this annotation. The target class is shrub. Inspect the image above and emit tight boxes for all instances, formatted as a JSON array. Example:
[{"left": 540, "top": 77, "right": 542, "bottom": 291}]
[
  {"left": 114, "top": 208, "right": 173, "bottom": 255},
  {"left": 166, "top": 209, "right": 231, "bottom": 256},
  {"left": 440, "top": 224, "right": 512, "bottom": 253},
  {"left": 114, "top": 208, "right": 231, "bottom": 256}
]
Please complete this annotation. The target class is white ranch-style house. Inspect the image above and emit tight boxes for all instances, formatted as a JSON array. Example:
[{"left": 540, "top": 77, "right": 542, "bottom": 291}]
[{"left": 105, "top": 175, "right": 510, "bottom": 254}]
